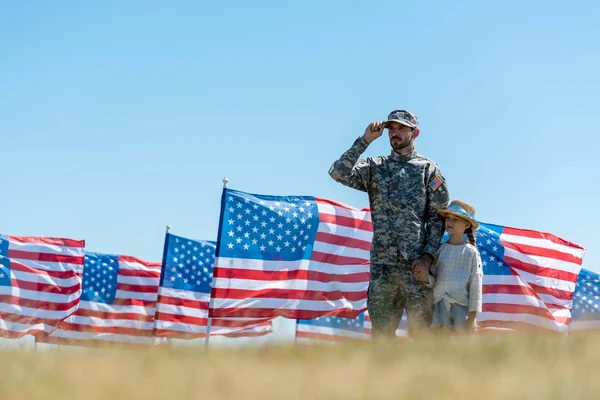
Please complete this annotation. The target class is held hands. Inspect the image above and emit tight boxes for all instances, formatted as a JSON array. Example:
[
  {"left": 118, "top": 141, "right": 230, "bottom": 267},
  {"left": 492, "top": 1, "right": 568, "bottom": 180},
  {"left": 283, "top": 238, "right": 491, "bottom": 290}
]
[
  {"left": 411, "top": 254, "right": 433, "bottom": 284},
  {"left": 362, "top": 121, "right": 386, "bottom": 144}
]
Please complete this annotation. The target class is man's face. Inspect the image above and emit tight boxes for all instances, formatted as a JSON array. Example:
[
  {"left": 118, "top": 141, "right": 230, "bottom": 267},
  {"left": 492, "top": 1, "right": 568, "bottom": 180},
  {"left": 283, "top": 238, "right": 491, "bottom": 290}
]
[{"left": 387, "top": 122, "right": 416, "bottom": 151}]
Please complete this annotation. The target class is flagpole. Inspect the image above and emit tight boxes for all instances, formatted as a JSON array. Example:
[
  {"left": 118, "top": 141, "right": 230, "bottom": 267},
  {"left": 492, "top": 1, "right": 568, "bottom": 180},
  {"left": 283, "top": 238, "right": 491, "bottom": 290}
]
[
  {"left": 164, "top": 224, "right": 173, "bottom": 350},
  {"left": 204, "top": 177, "right": 229, "bottom": 349}
]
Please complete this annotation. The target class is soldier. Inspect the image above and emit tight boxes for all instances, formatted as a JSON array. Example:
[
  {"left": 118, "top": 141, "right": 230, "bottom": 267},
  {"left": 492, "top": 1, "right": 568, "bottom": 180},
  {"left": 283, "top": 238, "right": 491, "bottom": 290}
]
[{"left": 328, "top": 109, "right": 450, "bottom": 339}]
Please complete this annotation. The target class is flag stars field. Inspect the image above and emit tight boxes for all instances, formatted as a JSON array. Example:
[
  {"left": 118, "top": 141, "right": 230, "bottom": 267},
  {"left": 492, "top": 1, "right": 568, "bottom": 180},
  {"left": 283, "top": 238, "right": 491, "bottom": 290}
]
[{"left": 222, "top": 193, "right": 320, "bottom": 260}]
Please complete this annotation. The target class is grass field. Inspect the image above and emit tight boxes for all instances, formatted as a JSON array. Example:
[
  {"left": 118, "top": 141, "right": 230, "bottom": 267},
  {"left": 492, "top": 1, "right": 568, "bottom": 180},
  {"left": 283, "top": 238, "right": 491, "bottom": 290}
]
[{"left": 1, "top": 332, "right": 598, "bottom": 399}]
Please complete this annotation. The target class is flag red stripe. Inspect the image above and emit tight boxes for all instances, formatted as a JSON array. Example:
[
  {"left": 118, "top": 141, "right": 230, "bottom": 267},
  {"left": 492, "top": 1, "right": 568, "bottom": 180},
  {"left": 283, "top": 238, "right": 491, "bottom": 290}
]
[
  {"left": 117, "top": 255, "right": 161, "bottom": 267},
  {"left": 315, "top": 231, "right": 371, "bottom": 251},
  {"left": 75, "top": 309, "right": 154, "bottom": 322},
  {"left": 502, "top": 228, "right": 586, "bottom": 249},
  {"left": 503, "top": 242, "right": 583, "bottom": 265},
  {"left": 153, "top": 328, "right": 271, "bottom": 339},
  {"left": 112, "top": 298, "right": 156, "bottom": 308},
  {"left": 527, "top": 282, "right": 573, "bottom": 300},
  {"left": 314, "top": 198, "right": 370, "bottom": 213},
  {"left": 61, "top": 323, "right": 153, "bottom": 337},
  {"left": 310, "top": 251, "right": 370, "bottom": 266},
  {"left": 318, "top": 213, "right": 373, "bottom": 232},
  {"left": 483, "top": 284, "right": 569, "bottom": 309},
  {"left": 213, "top": 267, "right": 370, "bottom": 284},
  {"left": 156, "top": 295, "right": 208, "bottom": 310},
  {"left": 504, "top": 256, "right": 579, "bottom": 283},
  {"left": 116, "top": 283, "right": 160, "bottom": 293},
  {"left": 0, "top": 294, "right": 79, "bottom": 311},
  {"left": 10, "top": 260, "right": 82, "bottom": 279},
  {"left": 210, "top": 307, "right": 363, "bottom": 319},
  {"left": 154, "top": 312, "right": 207, "bottom": 326},
  {"left": 8, "top": 249, "right": 84, "bottom": 265},
  {"left": 212, "top": 287, "right": 367, "bottom": 302},
  {"left": 118, "top": 269, "right": 161, "bottom": 278},
  {"left": 482, "top": 303, "right": 557, "bottom": 321},
  {"left": 11, "top": 278, "right": 81, "bottom": 295},
  {"left": 7, "top": 236, "right": 85, "bottom": 248},
  {"left": 0, "top": 328, "right": 47, "bottom": 339},
  {"left": 0, "top": 312, "right": 65, "bottom": 325},
  {"left": 36, "top": 336, "right": 155, "bottom": 347},
  {"left": 478, "top": 320, "right": 562, "bottom": 334}
]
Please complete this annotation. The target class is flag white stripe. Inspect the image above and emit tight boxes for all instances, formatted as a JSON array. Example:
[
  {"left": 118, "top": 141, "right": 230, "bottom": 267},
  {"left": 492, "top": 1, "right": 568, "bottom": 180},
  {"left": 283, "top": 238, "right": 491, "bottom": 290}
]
[
  {"left": 312, "top": 241, "right": 370, "bottom": 260},
  {"left": 0, "top": 301, "right": 78, "bottom": 319},
  {"left": 0, "top": 286, "right": 80, "bottom": 303},
  {"left": 213, "top": 297, "right": 366, "bottom": 311},
  {"left": 483, "top": 296, "right": 573, "bottom": 321},
  {"left": 212, "top": 277, "right": 368, "bottom": 292},
  {"left": 115, "top": 290, "right": 159, "bottom": 301},
  {"left": 78, "top": 300, "right": 152, "bottom": 315},
  {"left": 500, "top": 233, "right": 586, "bottom": 259},
  {"left": 7, "top": 241, "right": 84, "bottom": 256},
  {"left": 65, "top": 316, "right": 155, "bottom": 330},
  {"left": 504, "top": 248, "right": 582, "bottom": 274},
  {"left": 157, "top": 287, "right": 210, "bottom": 302},
  {"left": 46, "top": 329, "right": 160, "bottom": 344},
  {"left": 11, "top": 269, "right": 80, "bottom": 287},
  {"left": 118, "top": 261, "right": 161, "bottom": 273},
  {"left": 0, "top": 321, "right": 55, "bottom": 333},
  {"left": 214, "top": 257, "right": 369, "bottom": 274},
  {"left": 316, "top": 223, "right": 373, "bottom": 242},
  {"left": 118, "top": 275, "right": 160, "bottom": 286},
  {"left": 509, "top": 268, "right": 576, "bottom": 293},
  {"left": 155, "top": 303, "right": 208, "bottom": 319},
  {"left": 478, "top": 312, "right": 567, "bottom": 331},
  {"left": 8, "top": 259, "right": 83, "bottom": 273}
]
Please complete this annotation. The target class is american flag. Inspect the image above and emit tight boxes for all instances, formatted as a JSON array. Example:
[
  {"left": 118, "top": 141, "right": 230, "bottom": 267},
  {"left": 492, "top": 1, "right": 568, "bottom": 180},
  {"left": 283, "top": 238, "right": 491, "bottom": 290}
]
[
  {"left": 295, "top": 310, "right": 407, "bottom": 344},
  {"left": 475, "top": 222, "right": 586, "bottom": 332},
  {"left": 38, "top": 252, "right": 163, "bottom": 346},
  {"left": 570, "top": 268, "right": 600, "bottom": 331},
  {"left": 153, "top": 233, "right": 274, "bottom": 339},
  {"left": 209, "top": 188, "right": 372, "bottom": 320},
  {"left": 295, "top": 313, "right": 369, "bottom": 343},
  {"left": 0, "top": 234, "right": 85, "bottom": 338}
]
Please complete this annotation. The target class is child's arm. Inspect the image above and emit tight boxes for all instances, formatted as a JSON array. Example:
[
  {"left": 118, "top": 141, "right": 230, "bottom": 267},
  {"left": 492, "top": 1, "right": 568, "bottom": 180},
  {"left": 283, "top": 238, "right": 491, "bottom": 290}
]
[
  {"left": 423, "top": 272, "right": 435, "bottom": 289},
  {"left": 467, "top": 250, "right": 484, "bottom": 329},
  {"left": 422, "top": 255, "right": 438, "bottom": 289}
]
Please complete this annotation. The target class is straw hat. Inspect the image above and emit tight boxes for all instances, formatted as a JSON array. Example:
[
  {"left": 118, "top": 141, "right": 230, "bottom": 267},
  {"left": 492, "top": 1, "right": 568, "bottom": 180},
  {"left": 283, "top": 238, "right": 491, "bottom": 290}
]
[{"left": 438, "top": 200, "right": 479, "bottom": 230}]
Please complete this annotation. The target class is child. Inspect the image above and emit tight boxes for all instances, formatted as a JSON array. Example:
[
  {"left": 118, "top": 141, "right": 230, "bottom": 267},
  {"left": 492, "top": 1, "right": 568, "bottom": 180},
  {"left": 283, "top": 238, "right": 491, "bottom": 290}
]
[{"left": 424, "top": 200, "right": 483, "bottom": 333}]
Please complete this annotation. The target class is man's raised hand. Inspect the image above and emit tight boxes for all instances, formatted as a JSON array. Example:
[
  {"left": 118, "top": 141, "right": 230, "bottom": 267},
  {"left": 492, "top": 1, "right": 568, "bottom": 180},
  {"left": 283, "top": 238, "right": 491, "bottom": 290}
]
[{"left": 362, "top": 121, "right": 385, "bottom": 144}]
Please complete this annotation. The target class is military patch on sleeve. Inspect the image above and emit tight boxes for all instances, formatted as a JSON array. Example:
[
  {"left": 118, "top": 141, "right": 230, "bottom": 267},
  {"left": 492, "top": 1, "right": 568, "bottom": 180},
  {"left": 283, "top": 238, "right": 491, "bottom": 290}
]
[{"left": 429, "top": 175, "right": 444, "bottom": 191}]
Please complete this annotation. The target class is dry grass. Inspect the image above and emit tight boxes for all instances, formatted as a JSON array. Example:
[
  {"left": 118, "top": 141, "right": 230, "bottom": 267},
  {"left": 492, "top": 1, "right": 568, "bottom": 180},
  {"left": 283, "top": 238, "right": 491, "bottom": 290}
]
[{"left": 2, "top": 332, "right": 599, "bottom": 399}]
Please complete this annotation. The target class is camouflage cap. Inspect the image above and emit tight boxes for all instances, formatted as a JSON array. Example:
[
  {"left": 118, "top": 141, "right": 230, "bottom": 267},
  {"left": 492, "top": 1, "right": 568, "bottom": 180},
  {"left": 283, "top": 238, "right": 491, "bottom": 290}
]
[{"left": 383, "top": 109, "right": 419, "bottom": 129}]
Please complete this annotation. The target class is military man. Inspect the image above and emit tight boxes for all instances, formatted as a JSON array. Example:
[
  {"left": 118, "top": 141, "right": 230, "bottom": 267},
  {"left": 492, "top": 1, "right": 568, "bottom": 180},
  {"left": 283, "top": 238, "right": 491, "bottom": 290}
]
[{"left": 328, "top": 109, "right": 450, "bottom": 339}]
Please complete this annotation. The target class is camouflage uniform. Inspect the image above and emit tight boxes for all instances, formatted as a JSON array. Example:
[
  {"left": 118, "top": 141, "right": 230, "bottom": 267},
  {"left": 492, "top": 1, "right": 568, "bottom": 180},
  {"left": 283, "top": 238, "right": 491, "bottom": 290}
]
[{"left": 328, "top": 110, "right": 450, "bottom": 339}]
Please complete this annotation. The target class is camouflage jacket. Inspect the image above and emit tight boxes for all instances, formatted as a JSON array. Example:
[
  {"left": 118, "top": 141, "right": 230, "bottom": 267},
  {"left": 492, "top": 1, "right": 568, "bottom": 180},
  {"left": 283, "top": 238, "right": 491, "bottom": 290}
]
[{"left": 328, "top": 137, "right": 450, "bottom": 266}]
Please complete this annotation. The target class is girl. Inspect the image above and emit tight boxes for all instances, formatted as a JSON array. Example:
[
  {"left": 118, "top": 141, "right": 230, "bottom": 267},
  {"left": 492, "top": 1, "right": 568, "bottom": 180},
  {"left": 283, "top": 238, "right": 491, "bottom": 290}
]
[{"left": 424, "top": 200, "right": 483, "bottom": 333}]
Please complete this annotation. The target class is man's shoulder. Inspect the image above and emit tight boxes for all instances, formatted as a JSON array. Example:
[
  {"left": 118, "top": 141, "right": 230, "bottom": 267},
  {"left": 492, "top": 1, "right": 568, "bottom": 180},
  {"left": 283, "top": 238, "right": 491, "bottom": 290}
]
[{"left": 411, "top": 153, "right": 443, "bottom": 170}]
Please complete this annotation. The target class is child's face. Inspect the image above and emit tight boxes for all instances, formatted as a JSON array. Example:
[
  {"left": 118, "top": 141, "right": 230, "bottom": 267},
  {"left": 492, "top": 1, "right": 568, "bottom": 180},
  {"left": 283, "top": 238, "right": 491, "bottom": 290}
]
[{"left": 445, "top": 214, "right": 471, "bottom": 235}]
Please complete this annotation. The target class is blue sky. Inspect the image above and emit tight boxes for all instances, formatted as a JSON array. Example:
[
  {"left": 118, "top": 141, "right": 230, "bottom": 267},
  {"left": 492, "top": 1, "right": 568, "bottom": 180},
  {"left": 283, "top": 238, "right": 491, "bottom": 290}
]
[{"left": 1, "top": 1, "right": 598, "bottom": 346}]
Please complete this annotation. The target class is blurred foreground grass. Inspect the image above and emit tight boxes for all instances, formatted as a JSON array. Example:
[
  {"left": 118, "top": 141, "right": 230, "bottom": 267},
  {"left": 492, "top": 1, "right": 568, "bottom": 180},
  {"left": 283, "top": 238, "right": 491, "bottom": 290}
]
[{"left": 1, "top": 332, "right": 599, "bottom": 399}]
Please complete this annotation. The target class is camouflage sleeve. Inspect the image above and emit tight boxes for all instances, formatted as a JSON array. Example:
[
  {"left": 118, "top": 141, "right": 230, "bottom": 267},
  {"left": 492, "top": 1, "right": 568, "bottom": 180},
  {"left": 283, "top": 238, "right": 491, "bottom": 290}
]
[
  {"left": 328, "top": 136, "right": 371, "bottom": 192},
  {"left": 423, "top": 165, "right": 450, "bottom": 258}
]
